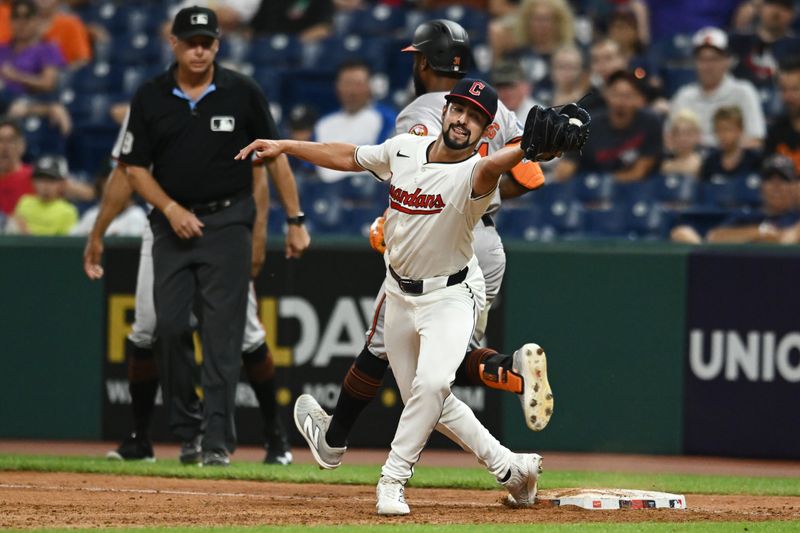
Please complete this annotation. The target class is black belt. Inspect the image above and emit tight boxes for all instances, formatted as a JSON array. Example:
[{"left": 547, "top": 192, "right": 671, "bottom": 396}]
[
  {"left": 188, "top": 191, "right": 249, "bottom": 216},
  {"left": 388, "top": 265, "right": 469, "bottom": 295},
  {"left": 481, "top": 214, "right": 495, "bottom": 227}
]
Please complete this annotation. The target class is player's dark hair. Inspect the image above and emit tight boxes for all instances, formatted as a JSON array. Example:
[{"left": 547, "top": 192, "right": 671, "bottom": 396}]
[{"left": 0, "top": 116, "right": 24, "bottom": 138}]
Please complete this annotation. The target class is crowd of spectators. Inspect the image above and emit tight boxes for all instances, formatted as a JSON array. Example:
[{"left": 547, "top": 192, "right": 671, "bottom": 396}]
[{"left": 1, "top": 0, "right": 800, "bottom": 243}]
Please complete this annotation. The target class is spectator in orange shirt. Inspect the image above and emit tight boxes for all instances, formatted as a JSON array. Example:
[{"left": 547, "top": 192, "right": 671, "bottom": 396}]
[
  {"left": 36, "top": 0, "right": 90, "bottom": 67},
  {"left": 0, "top": 1, "right": 9, "bottom": 43}
]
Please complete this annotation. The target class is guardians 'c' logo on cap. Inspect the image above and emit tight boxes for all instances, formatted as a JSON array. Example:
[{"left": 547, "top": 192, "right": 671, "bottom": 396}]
[
  {"left": 409, "top": 124, "right": 428, "bottom": 136},
  {"left": 469, "top": 81, "right": 485, "bottom": 96}
]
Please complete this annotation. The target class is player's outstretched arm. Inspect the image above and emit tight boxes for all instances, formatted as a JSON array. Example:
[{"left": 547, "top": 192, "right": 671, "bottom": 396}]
[
  {"left": 264, "top": 153, "right": 311, "bottom": 258},
  {"left": 236, "top": 139, "right": 362, "bottom": 173},
  {"left": 472, "top": 144, "right": 527, "bottom": 198},
  {"left": 83, "top": 164, "right": 134, "bottom": 280}
]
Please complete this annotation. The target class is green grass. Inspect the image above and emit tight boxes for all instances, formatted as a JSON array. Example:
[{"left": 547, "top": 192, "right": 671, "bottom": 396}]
[
  {"left": 6, "top": 523, "right": 800, "bottom": 533},
  {"left": 2, "top": 453, "right": 800, "bottom": 496}
]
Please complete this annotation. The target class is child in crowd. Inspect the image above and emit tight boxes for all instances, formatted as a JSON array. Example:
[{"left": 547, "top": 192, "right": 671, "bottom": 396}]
[
  {"left": 661, "top": 109, "right": 703, "bottom": 178},
  {"left": 699, "top": 106, "right": 762, "bottom": 182},
  {"left": 9, "top": 155, "right": 76, "bottom": 235}
]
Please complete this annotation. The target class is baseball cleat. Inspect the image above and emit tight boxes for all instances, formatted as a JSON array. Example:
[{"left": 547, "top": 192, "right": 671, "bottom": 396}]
[
  {"left": 514, "top": 343, "right": 554, "bottom": 431},
  {"left": 293, "top": 394, "right": 346, "bottom": 469},
  {"left": 106, "top": 433, "right": 155, "bottom": 462},
  {"left": 500, "top": 453, "right": 542, "bottom": 508},
  {"left": 376, "top": 475, "right": 410, "bottom": 515}
]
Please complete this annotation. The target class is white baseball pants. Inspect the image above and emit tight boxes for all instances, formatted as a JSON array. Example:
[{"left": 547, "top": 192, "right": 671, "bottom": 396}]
[{"left": 380, "top": 255, "right": 513, "bottom": 482}]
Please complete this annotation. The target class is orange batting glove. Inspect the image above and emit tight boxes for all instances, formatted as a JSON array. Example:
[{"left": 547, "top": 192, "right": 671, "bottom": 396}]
[{"left": 369, "top": 216, "right": 386, "bottom": 254}]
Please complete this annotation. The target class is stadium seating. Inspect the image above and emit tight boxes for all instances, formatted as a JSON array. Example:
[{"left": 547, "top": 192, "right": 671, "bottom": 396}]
[
  {"left": 614, "top": 180, "right": 656, "bottom": 207},
  {"left": 541, "top": 199, "right": 584, "bottom": 236},
  {"left": 582, "top": 205, "right": 627, "bottom": 238},
  {"left": 336, "top": 5, "right": 408, "bottom": 38},
  {"left": 733, "top": 174, "right": 763, "bottom": 208},
  {"left": 217, "top": 35, "right": 252, "bottom": 65},
  {"left": 251, "top": 67, "right": 286, "bottom": 107},
  {"left": 339, "top": 205, "right": 385, "bottom": 237},
  {"left": 652, "top": 174, "right": 698, "bottom": 206},
  {"left": 22, "top": 118, "right": 66, "bottom": 160},
  {"left": 625, "top": 200, "right": 666, "bottom": 239},
  {"left": 574, "top": 172, "right": 615, "bottom": 205},
  {"left": 496, "top": 205, "right": 546, "bottom": 241},
  {"left": 248, "top": 34, "right": 303, "bottom": 68},
  {"left": 301, "top": 35, "right": 390, "bottom": 74},
  {"left": 282, "top": 70, "right": 339, "bottom": 116},
  {"left": 699, "top": 179, "right": 739, "bottom": 209},
  {"left": 114, "top": 33, "right": 167, "bottom": 66}
]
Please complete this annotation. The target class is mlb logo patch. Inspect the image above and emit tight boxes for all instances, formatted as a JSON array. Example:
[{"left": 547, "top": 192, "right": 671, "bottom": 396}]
[
  {"left": 190, "top": 13, "right": 208, "bottom": 25},
  {"left": 211, "top": 116, "right": 235, "bottom": 132}
]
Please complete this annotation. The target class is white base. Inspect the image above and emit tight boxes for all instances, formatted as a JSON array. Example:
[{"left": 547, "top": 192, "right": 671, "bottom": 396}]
[{"left": 538, "top": 488, "right": 687, "bottom": 510}]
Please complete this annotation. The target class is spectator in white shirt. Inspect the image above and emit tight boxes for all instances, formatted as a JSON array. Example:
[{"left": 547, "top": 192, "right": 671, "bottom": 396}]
[
  {"left": 670, "top": 27, "right": 766, "bottom": 149},
  {"left": 313, "top": 59, "right": 396, "bottom": 183}
]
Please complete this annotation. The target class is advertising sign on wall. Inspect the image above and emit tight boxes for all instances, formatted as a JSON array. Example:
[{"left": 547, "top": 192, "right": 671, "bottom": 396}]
[{"left": 685, "top": 251, "right": 800, "bottom": 459}]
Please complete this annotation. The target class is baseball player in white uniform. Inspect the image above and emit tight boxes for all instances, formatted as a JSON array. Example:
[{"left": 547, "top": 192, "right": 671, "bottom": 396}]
[
  {"left": 84, "top": 111, "right": 310, "bottom": 464},
  {"left": 288, "top": 19, "right": 553, "bottom": 477},
  {"left": 236, "top": 77, "right": 569, "bottom": 515}
]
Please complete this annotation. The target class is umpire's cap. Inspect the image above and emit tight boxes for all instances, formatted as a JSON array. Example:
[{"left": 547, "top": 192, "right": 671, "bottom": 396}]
[
  {"left": 402, "top": 19, "right": 471, "bottom": 76},
  {"left": 172, "top": 6, "right": 220, "bottom": 40},
  {"left": 444, "top": 78, "right": 498, "bottom": 121}
]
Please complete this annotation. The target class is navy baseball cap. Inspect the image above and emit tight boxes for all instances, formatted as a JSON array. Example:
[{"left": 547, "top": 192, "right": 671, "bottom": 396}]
[
  {"left": 444, "top": 78, "right": 498, "bottom": 121},
  {"left": 171, "top": 6, "right": 220, "bottom": 40}
]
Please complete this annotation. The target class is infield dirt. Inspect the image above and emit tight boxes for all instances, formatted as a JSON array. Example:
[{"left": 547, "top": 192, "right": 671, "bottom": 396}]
[
  {"left": 2, "top": 471, "right": 800, "bottom": 528},
  {"left": 2, "top": 442, "right": 800, "bottom": 528}
]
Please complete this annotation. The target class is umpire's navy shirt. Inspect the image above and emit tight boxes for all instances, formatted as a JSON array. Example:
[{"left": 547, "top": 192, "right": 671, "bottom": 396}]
[{"left": 119, "top": 63, "right": 278, "bottom": 205}]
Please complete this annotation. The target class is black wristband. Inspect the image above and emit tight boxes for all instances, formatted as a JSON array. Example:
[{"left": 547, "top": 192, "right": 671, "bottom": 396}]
[{"left": 286, "top": 212, "right": 305, "bottom": 225}]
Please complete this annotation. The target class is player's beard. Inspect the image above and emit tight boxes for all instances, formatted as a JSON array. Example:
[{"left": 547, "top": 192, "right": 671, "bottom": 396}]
[
  {"left": 413, "top": 67, "right": 427, "bottom": 97},
  {"left": 442, "top": 124, "right": 472, "bottom": 150}
]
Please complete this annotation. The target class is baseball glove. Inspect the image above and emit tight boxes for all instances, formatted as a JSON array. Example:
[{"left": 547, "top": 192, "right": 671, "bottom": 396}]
[{"left": 521, "top": 103, "right": 591, "bottom": 162}]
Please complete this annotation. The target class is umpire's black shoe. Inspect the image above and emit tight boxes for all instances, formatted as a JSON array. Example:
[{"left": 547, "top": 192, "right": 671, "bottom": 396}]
[
  {"left": 202, "top": 449, "right": 230, "bottom": 467},
  {"left": 106, "top": 433, "right": 155, "bottom": 462},
  {"left": 264, "top": 420, "right": 293, "bottom": 465},
  {"left": 179, "top": 435, "right": 203, "bottom": 465},
  {"left": 264, "top": 438, "right": 293, "bottom": 465}
]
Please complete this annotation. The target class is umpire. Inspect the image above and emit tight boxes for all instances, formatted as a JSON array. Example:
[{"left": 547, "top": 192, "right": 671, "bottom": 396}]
[{"left": 120, "top": 6, "right": 280, "bottom": 466}]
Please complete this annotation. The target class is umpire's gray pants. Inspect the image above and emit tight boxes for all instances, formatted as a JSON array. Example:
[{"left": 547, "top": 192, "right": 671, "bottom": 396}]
[{"left": 151, "top": 196, "right": 254, "bottom": 455}]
